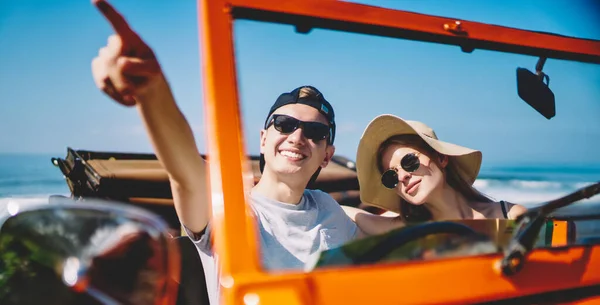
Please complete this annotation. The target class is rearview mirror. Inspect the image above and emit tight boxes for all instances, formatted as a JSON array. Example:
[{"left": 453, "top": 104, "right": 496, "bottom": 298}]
[
  {"left": 0, "top": 199, "right": 179, "bottom": 305},
  {"left": 516, "top": 67, "right": 556, "bottom": 119}
]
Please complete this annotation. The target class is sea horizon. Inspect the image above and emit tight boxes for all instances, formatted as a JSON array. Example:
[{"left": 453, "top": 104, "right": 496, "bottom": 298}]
[{"left": 0, "top": 153, "right": 598, "bottom": 207}]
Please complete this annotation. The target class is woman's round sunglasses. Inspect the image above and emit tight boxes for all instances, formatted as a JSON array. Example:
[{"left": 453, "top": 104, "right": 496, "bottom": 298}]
[
  {"left": 381, "top": 153, "right": 420, "bottom": 189},
  {"left": 266, "top": 114, "right": 332, "bottom": 143}
]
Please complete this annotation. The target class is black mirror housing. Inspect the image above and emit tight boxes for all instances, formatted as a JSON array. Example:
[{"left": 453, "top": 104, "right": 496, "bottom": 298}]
[{"left": 516, "top": 67, "right": 556, "bottom": 119}]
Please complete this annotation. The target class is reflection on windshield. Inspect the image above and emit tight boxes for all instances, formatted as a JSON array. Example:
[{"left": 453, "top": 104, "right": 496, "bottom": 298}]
[
  {"left": 308, "top": 224, "right": 499, "bottom": 271},
  {"left": 309, "top": 216, "right": 600, "bottom": 270}
]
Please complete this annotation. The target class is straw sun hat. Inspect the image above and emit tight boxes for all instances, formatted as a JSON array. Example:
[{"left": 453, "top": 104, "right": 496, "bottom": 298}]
[{"left": 356, "top": 114, "right": 482, "bottom": 213}]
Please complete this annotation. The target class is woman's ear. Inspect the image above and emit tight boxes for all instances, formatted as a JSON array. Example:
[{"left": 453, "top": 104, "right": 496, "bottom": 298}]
[{"left": 438, "top": 154, "right": 449, "bottom": 168}]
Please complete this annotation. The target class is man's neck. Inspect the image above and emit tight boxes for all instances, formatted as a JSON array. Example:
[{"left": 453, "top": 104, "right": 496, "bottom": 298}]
[{"left": 252, "top": 172, "right": 307, "bottom": 204}]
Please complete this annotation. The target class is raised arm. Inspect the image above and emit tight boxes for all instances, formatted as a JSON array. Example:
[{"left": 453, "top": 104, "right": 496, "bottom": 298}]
[{"left": 91, "top": 0, "right": 209, "bottom": 233}]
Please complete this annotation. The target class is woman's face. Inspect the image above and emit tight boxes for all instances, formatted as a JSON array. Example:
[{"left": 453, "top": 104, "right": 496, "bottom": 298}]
[{"left": 380, "top": 144, "right": 446, "bottom": 205}]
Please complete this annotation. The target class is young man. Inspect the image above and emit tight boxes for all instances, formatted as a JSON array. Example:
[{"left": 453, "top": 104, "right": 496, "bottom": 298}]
[{"left": 91, "top": 1, "right": 360, "bottom": 303}]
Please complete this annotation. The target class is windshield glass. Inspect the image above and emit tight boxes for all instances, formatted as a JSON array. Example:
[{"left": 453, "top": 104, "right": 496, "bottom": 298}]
[
  {"left": 231, "top": 1, "right": 600, "bottom": 268},
  {"left": 233, "top": 1, "right": 600, "bottom": 207}
]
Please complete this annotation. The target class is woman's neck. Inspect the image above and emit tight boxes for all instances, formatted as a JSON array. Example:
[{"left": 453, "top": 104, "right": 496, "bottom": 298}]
[
  {"left": 425, "top": 184, "right": 475, "bottom": 220},
  {"left": 252, "top": 171, "right": 306, "bottom": 204}
]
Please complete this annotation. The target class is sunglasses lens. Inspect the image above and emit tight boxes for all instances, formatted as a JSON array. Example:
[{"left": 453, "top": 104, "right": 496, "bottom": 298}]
[
  {"left": 381, "top": 170, "right": 399, "bottom": 189},
  {"left": 272, "top": 115, "right": 330, "bottom": 143},
  {"left": 401, "top": 153, "right": 420, "bottom": 172},
  {"left": 303, "top": 123, "right": 330, "bottom": 142},
  {"left": 273, "top": 115, "right": 299, "bottom": 134}
]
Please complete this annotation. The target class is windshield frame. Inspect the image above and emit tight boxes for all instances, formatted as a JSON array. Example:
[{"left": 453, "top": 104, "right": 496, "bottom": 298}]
[{"left": 198, "top": 1, "right": 600, "bottom": 304}]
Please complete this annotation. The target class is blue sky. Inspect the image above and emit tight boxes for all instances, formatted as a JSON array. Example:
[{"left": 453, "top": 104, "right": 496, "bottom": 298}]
[{"left": 1, "top": 0, "right": 599, "bottom": 167}]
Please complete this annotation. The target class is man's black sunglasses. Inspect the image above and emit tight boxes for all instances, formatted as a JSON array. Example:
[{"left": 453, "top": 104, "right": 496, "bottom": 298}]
[
  {"left": 266, "top": 114, "right": 332, "bottom": 143},
  {"left": 381, "top": 153, "right": 421, "bottom": 189}
]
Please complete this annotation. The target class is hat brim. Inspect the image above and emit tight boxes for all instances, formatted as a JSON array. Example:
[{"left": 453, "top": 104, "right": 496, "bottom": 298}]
[{"left": 356, "top": 115, "right": 482, "bottom": 213}]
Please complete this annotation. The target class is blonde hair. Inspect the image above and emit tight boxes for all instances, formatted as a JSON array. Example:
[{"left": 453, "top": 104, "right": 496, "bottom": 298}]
[
  {"left": 377, "top": 134, "right": 492, "bottom": 222},
  {"left": 298, "top": 86, "right": 320, "bottom": 99}
]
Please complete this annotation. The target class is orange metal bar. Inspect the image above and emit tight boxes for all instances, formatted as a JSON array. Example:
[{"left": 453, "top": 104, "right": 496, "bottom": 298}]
[
  {"left": 228, "top": 0, "right": 600, "bottom": 64},
  {"left": 230, "top": 246, "right": 600, "bottom": 305},
  {"left": 199, "top": 0, "right": 260, "bottom": 281},
  {"left": 552, "top": 220, "right": 570, "bottom": 246},
  {"left": 198, "top": 1, "right": 600, "bottom": 304},
  {"left": 163, "top": 235, "right": 181, "bottom": 305}
]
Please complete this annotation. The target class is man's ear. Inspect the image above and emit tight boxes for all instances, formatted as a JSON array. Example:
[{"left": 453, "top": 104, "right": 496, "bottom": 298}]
[
  {"left": 438, "top": 154, "right": 449, "bottom": 168},
  {"left": 321, "top": 145, "right": 335, "bottom": 168},
  {"left": 259, "top": 129, "right": 267, "bottom": 154}
]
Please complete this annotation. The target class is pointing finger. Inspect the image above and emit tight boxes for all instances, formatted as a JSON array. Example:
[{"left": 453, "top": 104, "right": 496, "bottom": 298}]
[{"left": 93, "top": 0, "right": 138, "bottom": 42}]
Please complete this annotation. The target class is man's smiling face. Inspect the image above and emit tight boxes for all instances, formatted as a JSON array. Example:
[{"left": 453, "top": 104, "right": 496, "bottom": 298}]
[{"left": 260, "top": 103, "right": 335, "bottom": 183}]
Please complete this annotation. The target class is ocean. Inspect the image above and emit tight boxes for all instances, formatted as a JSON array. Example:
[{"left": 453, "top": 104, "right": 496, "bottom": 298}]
[
  {"left": 476, "top": 164, "right": 600, "bottom": 207},
  {"left": 0, "top": 154, "right": 599, "bottom": 207},
  {"left": 0, "top": 154, "right": 71, "bottom": 199}
]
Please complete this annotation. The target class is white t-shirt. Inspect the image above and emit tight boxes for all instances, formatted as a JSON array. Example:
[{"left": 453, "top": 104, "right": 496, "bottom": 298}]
[{"left": 185, "top": 189, "right": 358, "bottom": 304}]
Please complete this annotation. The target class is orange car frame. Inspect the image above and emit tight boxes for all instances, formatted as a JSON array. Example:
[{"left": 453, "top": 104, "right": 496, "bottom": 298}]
[{"left": 197, "top": 0, "right": 600, "bottom": 304}]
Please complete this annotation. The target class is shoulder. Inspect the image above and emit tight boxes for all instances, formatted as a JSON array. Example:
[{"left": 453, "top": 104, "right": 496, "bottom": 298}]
[
  {"left": 507, "top": 202, "right": 527, "bottom": 219},
  {"left": 497, "top": 200, "right": 527, "bottom": 219},
  {"left": 304, "top": 189, "right": 339, "bottom": 207}
]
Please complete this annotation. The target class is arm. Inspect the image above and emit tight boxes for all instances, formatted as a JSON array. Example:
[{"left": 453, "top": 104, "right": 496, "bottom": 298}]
[
  {"left": 136, "top": 78, "right": 210, "bottom": 234},
  {"left": 341, "top": 205, "right": 405, "bottom": 237},
  {"left": 91, "top": 0, "right": 209, "bottom": 233}
]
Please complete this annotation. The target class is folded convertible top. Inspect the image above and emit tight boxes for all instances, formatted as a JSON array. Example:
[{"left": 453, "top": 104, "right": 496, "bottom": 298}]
[{"left": 52, "top": 148, "right": 363, "bottom": 229}]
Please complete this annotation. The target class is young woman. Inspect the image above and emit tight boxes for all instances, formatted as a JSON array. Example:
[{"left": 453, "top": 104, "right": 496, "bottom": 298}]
[{"left": 346, "top": 114, "right": 527, "bottom": 236}]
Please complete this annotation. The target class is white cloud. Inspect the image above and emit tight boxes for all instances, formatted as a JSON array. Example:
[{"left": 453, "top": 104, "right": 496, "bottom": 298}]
[{"left": 336, "top": 122, "right": 359, "bottom": 133}]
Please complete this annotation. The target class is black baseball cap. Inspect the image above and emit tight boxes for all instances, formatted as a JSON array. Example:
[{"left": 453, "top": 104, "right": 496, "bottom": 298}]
[
  {"left": 262, "top": 85, "right": 336, "bottom": 143},
  {"left": 259, "top": 85, "right": 336, "bottom": 186}
]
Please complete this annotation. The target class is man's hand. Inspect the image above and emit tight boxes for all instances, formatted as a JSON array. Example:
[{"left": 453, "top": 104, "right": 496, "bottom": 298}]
[
  {"left": 91, "top": 0, "right": 210, "bottom": 233},
  {"left": 91, "top": 0, "right": 162, "bottom": 106}
]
